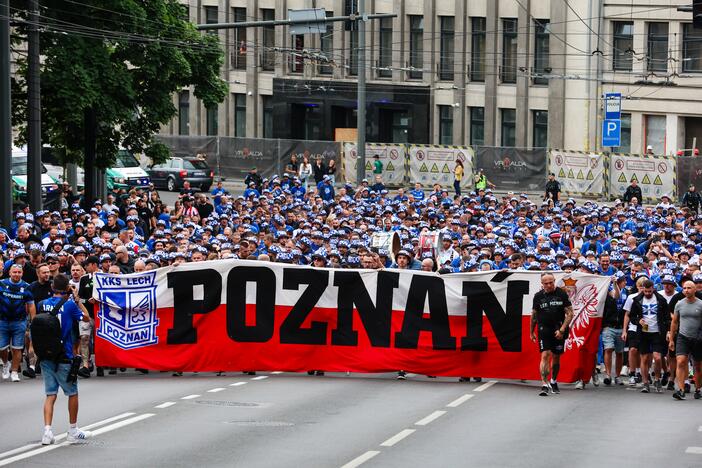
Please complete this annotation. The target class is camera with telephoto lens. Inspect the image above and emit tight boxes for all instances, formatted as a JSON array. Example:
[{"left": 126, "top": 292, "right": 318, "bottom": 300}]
[{"left": 67, "top": 356, "right": 82, "bottom": 383}]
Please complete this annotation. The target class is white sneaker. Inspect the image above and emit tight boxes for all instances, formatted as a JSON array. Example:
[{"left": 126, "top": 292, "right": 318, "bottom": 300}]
[
  {"left": 10, "top": 371, "right": 20, "bottom": 382},
  {"left": 574, "top": 380, "right": 584, "bottom": 390},
  {"left": 615, "top": 376, "right": 623, "bottom": 385},
  {"left": 67, "top": 428, "right": 92, "bottom": 444},
  {"left": 621, "top": 365, "right": 629, "bottom": 376},
  {"left": 2, "top": 361, "right": 10, "bottom": 380},
  {"left": 41, "top": 429, "right": 55, "bottom": 445}
]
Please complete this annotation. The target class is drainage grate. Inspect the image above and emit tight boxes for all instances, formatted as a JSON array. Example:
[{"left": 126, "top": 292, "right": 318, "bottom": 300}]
[
  {"left": 193, "top": 400, "right": 262, "bottom": 407},
  {"left": 223, "top": 421, "right": 294, "bottom": 427}
]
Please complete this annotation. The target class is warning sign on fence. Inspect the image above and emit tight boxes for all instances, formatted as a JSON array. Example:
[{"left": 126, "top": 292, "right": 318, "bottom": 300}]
[
  {"left": 343, "top": 143, "right": 406, "bottom": 185},
  {"left": 549, "top": 150, "right": 605, "bottom": 197},
  {"left": 408, "top": 145, "right": 474, "bottom": 187},
  {"left": 609, "top": 154, "right": 676, "bottom": 202}
]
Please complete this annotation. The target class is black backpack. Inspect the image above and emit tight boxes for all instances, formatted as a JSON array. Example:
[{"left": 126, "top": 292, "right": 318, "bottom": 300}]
[{"left": 30, "top": 297, "right": 68, "bottom": 362}]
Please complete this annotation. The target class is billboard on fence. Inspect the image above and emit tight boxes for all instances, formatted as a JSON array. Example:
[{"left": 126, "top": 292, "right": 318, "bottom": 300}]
[
  {"left": 94, "top": 260, "right": 608, "bottom": 382},
  {"left": 218, "top": 137, "right": 280, "bottom": 181},
  {"left": 475, "top": 147, "right": 547, "bottom": 191},
  {"left": 279, "top": 140, "right": 341, "bottom": 174},
  {"left": 155, "top": 136, "right": 218, "bottom": 171},
  {"left": 549, "top": 150, "right": 606, "bottom": 197},
  {"left": 675, "top": 156, "right": 702, "bottom": 202},
  {"left": 343, "top": 143, "right": 406, "bottom": 185},
  {"left": 608, "top": 153, "right": 676, "bottom": 202},
  {"left": 408, "top": 145, "right": 474, "bottom": 188}
]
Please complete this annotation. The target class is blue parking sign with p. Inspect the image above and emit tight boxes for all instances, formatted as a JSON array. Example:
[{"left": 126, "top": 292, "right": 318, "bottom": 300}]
[{"left": 602, "top": 119, "right": 621, "bottom": 147}]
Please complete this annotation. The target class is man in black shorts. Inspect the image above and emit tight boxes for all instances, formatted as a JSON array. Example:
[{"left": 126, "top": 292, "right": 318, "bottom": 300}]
[
  {"left": 530, "top": 273, "right": 573, "bottom": 396},
  {"left": 669, "top": 280, "right": 702, "bottom": 400}
]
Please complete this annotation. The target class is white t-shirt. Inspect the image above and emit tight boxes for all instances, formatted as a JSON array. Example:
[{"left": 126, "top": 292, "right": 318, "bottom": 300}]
[
  {"left": 660, "top": 290, "right": 676, "bottom": 304},
  {"left": 640, "top": 295, "right": 660, "bottom": 333},
  {"left": 624, "top": 292, "right": 639, "bottom": 331}
]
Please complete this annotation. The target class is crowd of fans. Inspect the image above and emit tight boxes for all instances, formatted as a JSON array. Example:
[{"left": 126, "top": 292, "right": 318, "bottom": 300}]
[{"left": 0, "top": 160, "right": 701, "bottom": 399}]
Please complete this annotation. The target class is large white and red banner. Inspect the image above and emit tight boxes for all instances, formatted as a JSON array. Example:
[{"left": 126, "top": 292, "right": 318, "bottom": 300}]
[{"left": 93, "top": 261, "right": 609, "bottom": 382}]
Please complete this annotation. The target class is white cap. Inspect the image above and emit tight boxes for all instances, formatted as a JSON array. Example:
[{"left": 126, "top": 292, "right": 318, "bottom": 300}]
[{"left": 647, "top": 145, "right": 653, "bottom": 150}]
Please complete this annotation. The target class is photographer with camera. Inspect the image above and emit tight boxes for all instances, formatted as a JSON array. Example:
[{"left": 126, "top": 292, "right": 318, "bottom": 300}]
[{"left": 31, "top": 274, "right": 91, "bottom": 445}]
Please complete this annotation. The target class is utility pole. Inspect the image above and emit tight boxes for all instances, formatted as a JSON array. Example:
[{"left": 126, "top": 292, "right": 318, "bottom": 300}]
[
  {"left": 27, "top": 0, "right": 42, "bottom": 211},
  {"left": 356, "top": 0, "right": 366, "bottom": 184},
  {"left": 0, "top": 0, "right": 12, "bottom": 225}
]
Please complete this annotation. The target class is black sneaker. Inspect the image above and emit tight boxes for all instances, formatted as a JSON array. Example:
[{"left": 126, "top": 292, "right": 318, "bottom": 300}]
[
  {"left": 22, "top": 367, "right": 36, "bottom": 379},
  {"left": 673, "top": 390, "right": 686, "bottom": 400},
  {"left": 695, "top": 389, "right": 701, "bottom": 400},
  {"left": 550, "top": 382, "right": 560, "bottom": 394},
  {"left": 635, "top": 372, "right": 642, "bottom": 384},
  {"left": 96, "top": 367, "right": 104, "bottom": 377},
  {"left": 641, "top": 383, "right": 650, "bottom": 393},
  {"left": 245, "top": 371, "right": 256, "bottom": 375},
  {"left": 307, "top": 371, "right": 315, "bottom": 376},
  {"left": 666, "top": 381, "right": 675, "bottom": 391},
  {"left": 539, "top": 385, "right": 550, "bottom": 396},
  {"left": 473, "top": 377, "right": 482, "bottom": 382},
  {"left": 685, "top": 382, "right": 691, "bottom": 393},
  {"left": 136, "top": 368, "right": 149, "bottom": 374},
  {"left": 397, "top": 371, "right": 407, "bottom": 380},
  {"left": 603, "top": 375, "right": 612, "bottom": 386},
  {"left": 172, "top": 371, "right": 182, "bottom": 377},
  {"left": 108, "top": 368, "right": 117, "bottom": 375},
  {"left": 315, "top": 371, "right": 325, "bottom": 376},
  {"left": 77, "top": 367, "right": 91, "bottom": 379},
  {"left": 458, "top": 377, "right": 470, "bottom": 382},
  {"left": 661, "top": 372, "right": 669, "bottom": 387}
]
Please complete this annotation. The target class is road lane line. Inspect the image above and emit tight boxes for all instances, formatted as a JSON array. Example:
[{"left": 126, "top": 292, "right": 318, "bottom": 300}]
[
  {"left": 0, "top": 413, "right": 153, "bottom": 466},
  {"left": 405, "top": 373, "right": 417, "bottom": 378},
  {"left": 0, "top": 412, "right": 136, "bottom": 461},
  {"left": 415, "top": 410, "right": 446, "bottom": 426},
  {"left": 380, "top": 429, "right": 415, "bottom": 447},
  {"left": 154, "top": 402, "right": 176, "bottom": 409},
  {"left": 230, "top": 382, "right": 247, "bottom": 387},
  {"left": 207, "top": 388, "right": 226, "bottom": 393},
  {"left": 251, "top": 376, "right": 268, "bottom": 380},
  {"left": 271, "top": 371, "right": 283, "bottom": 374},
  {"left": 473, "top": 380, "right": 498, "bottom": 392},
  {"left": 446, "top": 394, "right": 474, "bottom": 408},
  {"left": 698, "top": 426, "right": 702, "bottom": 432},
  {"left": 181, "top": 394, "right": 200, "bottom": 400},
  {"left": 685, "top": 447, "right": 702, "bottom": 454},
  {"left": 340, "top": 450, "right": 380, "bottom": 468}
]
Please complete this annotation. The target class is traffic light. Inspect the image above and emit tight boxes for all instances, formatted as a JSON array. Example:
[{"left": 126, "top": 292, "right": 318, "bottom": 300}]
[
  {"left": 344, "top": 0, "right": 358, "bottom": 31},
  {"left": 695, "top": 0, "right": 702, "bottom": 29}
]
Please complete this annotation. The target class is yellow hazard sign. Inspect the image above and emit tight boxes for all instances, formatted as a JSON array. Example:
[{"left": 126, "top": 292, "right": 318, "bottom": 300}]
[
  {"left": 641, "top": 174, "right": 651, "bottom": 184},
  {"left": 586, "top": 170, "right": 594, "bottom": 181},
  {"left": 430, "top": 163, "right": 439, "bottom": 173},
  {"left": 567, "top": 169, "right": 574, "bottom": 178},
  {"left": 419, "top": 163, "right": 428, "bottom": 172},
  {"left": 653, "top": 175, "right": 663, "bottom": 185},
  {"left": 576, "top": 170, "right": 584, "bottom": 180},
  {"left": 617, "top": 173, "right": 627, "bottom": 183},
  {"left": 441, "top": 164, "right": 450, "bottom": 174},
  {"left": 630, "top": 174, "right": 638, "bottom": 183},
  {"left": 387, "top": 162, "right": 395, "bottom": 171},
  {"left": 558, "top": 168, "right": 566, "bottom": 178}
]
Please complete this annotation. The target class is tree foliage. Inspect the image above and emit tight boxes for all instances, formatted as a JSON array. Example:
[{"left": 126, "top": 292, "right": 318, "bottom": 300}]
[{"left": 11, "top": 0, "right": 227, "bottom": 168}]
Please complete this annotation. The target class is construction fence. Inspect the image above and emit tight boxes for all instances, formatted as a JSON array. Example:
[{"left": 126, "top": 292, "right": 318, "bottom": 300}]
[{"left": 156, "top": 135, "right": 701, "bottom": 202}]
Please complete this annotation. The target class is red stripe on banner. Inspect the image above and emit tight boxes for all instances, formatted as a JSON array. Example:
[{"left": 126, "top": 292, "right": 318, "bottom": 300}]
[{"left": 95, "top": 305, "right": 601, "bottom": 383}]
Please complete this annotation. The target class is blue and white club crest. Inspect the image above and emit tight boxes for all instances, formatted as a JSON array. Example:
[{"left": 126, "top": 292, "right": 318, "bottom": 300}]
[{"left": 96, "top": 272, "right": 159, "bottom": 350}]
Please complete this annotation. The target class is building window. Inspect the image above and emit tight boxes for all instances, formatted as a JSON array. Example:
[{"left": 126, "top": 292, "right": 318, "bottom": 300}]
[
  {"left": 620, "top": 113, "right": 632, "bottom": 153},
  {"left": 534, "top": 20, "right": 550, "bottom": 85},
  {"left": 501, "top": 108, "right": 516, "bottom": 147},
  {"left": 470, "top": 107, "right": 484, "bottom": 146},
  {"left": 349, "top": 30, "right": 359, "bottom": 76},
  {"left": 645, "top": 114, "right": 666, "bottom": 154},
  {"left": 439, "top": 17, "right": 454, "bottom": 81},
  {"left": 206, "top": 105, "right": 218, "bottom": 136},
  {"left": 438, "top": 105, "right": 453, "bottom": 145},
  {"left": 261, "top": 9, "right": 275, "bottom": 71},
  {"left": 319, "top": 11, "right": 333, "bottom": 75},
  {"left": 532, "top": 110, "right": 548, "bottom": 148},
  {"left": 262, "top": 96, "right": 273, "bottom": 138},
  {"left": 178, "top": 91, "right": 189, "bottom": 135},
  {"left": 204, "top": 6, "right": 218, "bottom": 35},
  {"left": 409, "top": 15, "right": 424, "bottom": 79},
  {"left": 647, "top": 22, "right": 668, "bottom": 72},
  {"left": 613, "top": 21, "right": 634, "bottom": 71},
  {"left": 235, "top": 94, "right": 246, "bottom": 137},
  {"left": 378, "top": 17, "right": 393, "bottom": 78},
  {"left": 470, "top": 17, "right": 486, "bottom": 82},
  {"left": 231, "top": 8, "right": 247, "bottom": 70},
  {"left": 683, "top": 23, "right": 702, "bottom": 72},
  {"left": 502, "top": 19, "right": 518, "bottom": 83},
  {"left": 290, "top": 34, "right": 304, "bottom": 73}
]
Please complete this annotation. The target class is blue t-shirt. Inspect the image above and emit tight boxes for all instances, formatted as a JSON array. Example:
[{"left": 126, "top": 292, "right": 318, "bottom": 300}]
[
  {"left": 37, "top": 296, "right": 83, "bottom": 359},
  {"left": 0, "top": 278, "right": 34, "bottom": 321}
]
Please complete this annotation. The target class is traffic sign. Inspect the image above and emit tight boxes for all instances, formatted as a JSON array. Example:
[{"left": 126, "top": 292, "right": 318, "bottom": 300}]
[
  {"left": 602, "top": 119, "right": 621, "bottom": 147},
  {"left": 604, "top": 93, "right": 621, "bottom": 120}
]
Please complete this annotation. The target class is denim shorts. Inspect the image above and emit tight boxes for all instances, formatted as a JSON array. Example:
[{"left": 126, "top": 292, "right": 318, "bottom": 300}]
[
  {"left": 602, "top": 327, "right": 624, "bottom": 353},
  {"left": 40, "top": 361, "right": 77, "bottom": 396},
  {"left": 0, "top": 319, "right": 27, "bottom": 350}
]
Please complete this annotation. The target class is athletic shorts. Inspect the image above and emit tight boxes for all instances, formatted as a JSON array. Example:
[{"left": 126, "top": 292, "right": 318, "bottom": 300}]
[
  {"left": 626, "top": 329, "right": 640, "bottom": 349},
  {"left": 40, "top": 361, "right": 77, "bottom": 397},
  {"left": 538, "top": 325, "right": 565, "bottom": 355},
  {"left": 676, "top": 334, "right": 702, "bottom": 361},
  {"left": 0, "top": 319, "right": 26, "bottom": 350},
  {"left": 602, "top": 327, "right": 625, "bottom": 353},
  {"left": 639, "top": 332, "right": 666, "bottom": 355},
  {"left": 78, "top": 319, "right": 94, "bottom": 337}
]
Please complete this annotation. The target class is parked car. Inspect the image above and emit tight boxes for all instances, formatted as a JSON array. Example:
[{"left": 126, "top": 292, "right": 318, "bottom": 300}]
[
  {"left": 147, "top": 157, "right": 214, "bottom": 192},
  {"left": 11, "top": 147, "right": 61, "bottom": 209},
  {"left": 106, "top": 150, "right": 151, "bottom": 190}
]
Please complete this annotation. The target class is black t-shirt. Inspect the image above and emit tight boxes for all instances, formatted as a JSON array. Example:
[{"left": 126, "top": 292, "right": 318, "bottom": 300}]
[
  {"left": 28, "top": 280, "right": 53, "bottom": 304},
  {"left": 532, "top": 288, "right": 572, "bottom": 329}
]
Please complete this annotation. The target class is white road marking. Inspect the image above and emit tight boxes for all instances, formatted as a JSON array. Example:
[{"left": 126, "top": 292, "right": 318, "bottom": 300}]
[
  {"left": 271, "top": 371, "right": 283, "bottom": 374},
  {"left": 230, "top": 382, "right": 247, "bottom": 387},
  {"left": 181, "top": 394, "right": 200, "bottom": 400},
  {"left": 154, "top": 402, "right": 176, "bottom": 409},
  {"left": 207, "top": 388, "right": 226, "bottom": 393},
  {"left": 406, "top": 373, "right": 417, "bottom": 378},
  {"left": 251, "top": 375, "right": 268, "bottom": 380},
  {"left": 698, "top": 426, "right": 702, "bottom": 432},
  {"left": 340, "top": 450, "right": 380, "bottom": 468},
  {"left": 446, "top": 394, "right": 474, "bottom": 408},
  {"left": 0, "top": 412, "right": 136, "bottom": 461},
  {"left": 473, "top": 380, "right": 498, "bottom": 392},
  {"left": 0, "top": 413, "right": 152, "bottom": 466},
  {"left": 415, "top": 410, "right": 447, "bottom": 426},
  {"left": 380, "top": 429, "right": 415, "bottom": 447},
  {"left": 685, "top": 447, "right": 702, "bottom": 454}
]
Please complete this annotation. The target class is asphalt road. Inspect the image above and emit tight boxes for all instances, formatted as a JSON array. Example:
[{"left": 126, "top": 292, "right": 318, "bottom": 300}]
[{"left": 0, "top": 371, "right": 700, "bottom": 468}]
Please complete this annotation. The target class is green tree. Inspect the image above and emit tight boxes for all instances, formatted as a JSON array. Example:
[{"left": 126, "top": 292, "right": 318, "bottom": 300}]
[{"left": 11, "top": 0, "right": 226, "bottom": 179}]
